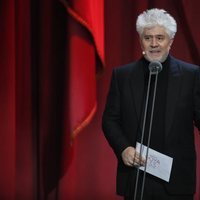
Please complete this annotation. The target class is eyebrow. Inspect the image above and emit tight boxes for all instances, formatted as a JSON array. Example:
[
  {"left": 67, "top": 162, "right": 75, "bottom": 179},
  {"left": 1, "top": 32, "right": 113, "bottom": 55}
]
[{"left": 143, "top": 34, "right": 165, "bottom": 38}]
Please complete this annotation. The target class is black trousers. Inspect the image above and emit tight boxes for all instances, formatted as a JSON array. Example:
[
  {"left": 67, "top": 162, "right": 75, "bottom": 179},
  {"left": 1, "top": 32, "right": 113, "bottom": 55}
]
[{"left": 124, "top": 176, "right": 193, "bottom": 200}]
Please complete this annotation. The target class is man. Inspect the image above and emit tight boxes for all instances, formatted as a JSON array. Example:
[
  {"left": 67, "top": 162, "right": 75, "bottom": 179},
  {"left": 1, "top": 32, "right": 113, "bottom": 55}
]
[{"left": 102, "top": 8, "right": 200, "bottom": 200}]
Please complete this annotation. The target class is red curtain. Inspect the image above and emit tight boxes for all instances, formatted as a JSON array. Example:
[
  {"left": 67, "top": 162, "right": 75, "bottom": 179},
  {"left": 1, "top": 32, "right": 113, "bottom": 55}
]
[
  {"left": 0, "top": 1, "right": 33, "bottom": 199},
  {"left": 0, "top": 0, "right": 200, "bottom": 200}
]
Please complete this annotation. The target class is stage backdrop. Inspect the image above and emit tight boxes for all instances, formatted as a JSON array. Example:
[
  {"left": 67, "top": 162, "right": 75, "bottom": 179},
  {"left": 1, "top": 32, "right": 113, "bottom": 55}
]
[{"left": 0, "top": 0, "right": 200, "bottom": 200}]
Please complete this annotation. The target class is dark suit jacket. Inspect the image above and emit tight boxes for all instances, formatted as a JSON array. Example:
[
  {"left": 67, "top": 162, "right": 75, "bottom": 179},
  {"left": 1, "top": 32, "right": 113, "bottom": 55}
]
[{"left": 102, "top": 55, "right": 200, "bottom": 196}]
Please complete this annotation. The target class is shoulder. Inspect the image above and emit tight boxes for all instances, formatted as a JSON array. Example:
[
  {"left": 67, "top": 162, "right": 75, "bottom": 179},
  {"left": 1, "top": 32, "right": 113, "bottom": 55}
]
[
  {"left": 113, "top": 60, "right": 141, "bottom": 75},
  {"left": 171, "top": 56, "right": 200, "bottom": 72}
]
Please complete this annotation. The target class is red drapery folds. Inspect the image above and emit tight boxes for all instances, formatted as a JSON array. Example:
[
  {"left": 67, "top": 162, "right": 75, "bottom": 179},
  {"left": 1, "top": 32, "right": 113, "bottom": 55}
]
[
  {"left": 0, "top": 1, "right": 33, "bottom": 199},
  {"left": 60, "top": 0, "right": 105, "bottom": 182},
  {"left": 56, "top": 0, "right": 104, "bottom": 190},
  {"left": 60, "top": 0, "right": 104, "bottom": 138}
]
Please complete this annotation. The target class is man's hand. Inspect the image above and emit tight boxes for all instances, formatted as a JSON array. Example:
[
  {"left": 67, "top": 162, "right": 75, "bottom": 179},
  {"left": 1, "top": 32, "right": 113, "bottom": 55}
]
[{"left": 121, "top": 146, "right": 145, "bottom": 167}]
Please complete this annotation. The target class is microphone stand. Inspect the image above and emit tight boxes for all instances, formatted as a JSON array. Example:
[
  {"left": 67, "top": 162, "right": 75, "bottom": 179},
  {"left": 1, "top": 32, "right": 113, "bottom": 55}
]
[{"left": 133, "top": 62, "right": 162, "bottom": 200}]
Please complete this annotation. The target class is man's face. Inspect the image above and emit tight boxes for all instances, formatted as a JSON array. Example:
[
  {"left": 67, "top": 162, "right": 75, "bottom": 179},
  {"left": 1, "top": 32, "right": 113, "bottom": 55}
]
[{"left": 140, "top": 25, "right": 173, "bottom": 62}]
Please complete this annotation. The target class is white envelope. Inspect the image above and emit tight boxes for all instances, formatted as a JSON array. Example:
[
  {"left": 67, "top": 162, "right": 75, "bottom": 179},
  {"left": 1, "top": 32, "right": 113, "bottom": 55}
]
[{"left": 136, "top": 142, "right": 173, "bottom": 182}]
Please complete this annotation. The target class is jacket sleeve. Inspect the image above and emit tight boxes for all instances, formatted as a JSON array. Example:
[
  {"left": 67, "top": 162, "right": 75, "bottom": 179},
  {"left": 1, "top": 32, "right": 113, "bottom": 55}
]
[
  {"left": 102, "top": 69, "right": 131, "bottom": 160},
  {"left": 194, "top": 67, "right": 200, "bottom": 131}
]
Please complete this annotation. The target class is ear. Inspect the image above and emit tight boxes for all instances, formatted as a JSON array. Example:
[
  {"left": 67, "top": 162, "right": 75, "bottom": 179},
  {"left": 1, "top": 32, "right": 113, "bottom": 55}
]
[
  {"left": 139, "top": 37, "right": 144, "bottom": 51},
  {"left": 169, "top": 38, "right": 174, "bottom": 48}
]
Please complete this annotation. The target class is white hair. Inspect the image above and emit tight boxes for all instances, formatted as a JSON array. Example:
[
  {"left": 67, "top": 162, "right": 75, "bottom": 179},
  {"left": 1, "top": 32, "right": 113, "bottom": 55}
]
[{"left": 136, "top": 8, "right": 177, "bottom": 39}]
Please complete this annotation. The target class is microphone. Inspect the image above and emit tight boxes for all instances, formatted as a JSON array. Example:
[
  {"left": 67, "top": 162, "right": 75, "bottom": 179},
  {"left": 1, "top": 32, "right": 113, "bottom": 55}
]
[{"left": 148, "top": 61, "right": 163, "bottom": 74}]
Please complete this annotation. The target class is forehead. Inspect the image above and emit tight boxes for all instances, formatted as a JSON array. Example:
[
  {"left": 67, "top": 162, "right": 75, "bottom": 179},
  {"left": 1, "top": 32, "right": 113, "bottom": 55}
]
[{"left": 142, "top": 25, "right": 168, "bottom": 36}]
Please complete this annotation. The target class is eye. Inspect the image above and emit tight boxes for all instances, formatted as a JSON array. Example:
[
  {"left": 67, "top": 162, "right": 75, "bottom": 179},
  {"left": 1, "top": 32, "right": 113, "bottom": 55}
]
[
  {"left": 157, "top": 36, "right": 165, "bottom": 41},
  {"left": 144, "top": 36, "right": 151, "bottom": 41}
]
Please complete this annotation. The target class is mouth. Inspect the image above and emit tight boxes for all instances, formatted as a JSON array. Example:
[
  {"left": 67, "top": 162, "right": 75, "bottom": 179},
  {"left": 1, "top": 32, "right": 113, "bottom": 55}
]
[
  {"left": 149, "top": 50, "right": 161, "bottom": 57},
  {"left": 150, "top": 49, "right": 160, "bottom": 53}
]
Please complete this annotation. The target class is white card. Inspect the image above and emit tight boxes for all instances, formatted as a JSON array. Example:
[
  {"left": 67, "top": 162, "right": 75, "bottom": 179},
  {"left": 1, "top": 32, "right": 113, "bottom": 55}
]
[{"left": 136, "top": 142, "right": 173, "bottom": 182}]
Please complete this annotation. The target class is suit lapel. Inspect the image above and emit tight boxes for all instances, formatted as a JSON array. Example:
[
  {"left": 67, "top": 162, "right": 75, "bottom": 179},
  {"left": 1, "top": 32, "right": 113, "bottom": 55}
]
[
  {"left": 129, "top": 61, "right": 145, "bottom": 128},
  {"left": 129, "top": 58, "right": 181, "bottom": 138},
  {"left": 165, "top": 58, "right": 181, "bottom": 137}
]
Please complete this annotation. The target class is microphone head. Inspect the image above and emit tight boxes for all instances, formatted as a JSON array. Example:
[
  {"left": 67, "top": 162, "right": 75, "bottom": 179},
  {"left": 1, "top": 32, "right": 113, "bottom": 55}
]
[{"left": 148, "top": 61, "right": 163, "bottom": 74}]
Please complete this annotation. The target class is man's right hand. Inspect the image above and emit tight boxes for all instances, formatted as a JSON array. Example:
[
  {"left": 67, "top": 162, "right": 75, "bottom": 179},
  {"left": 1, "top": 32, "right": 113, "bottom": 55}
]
[{"left": 121, "top": 146, "right": 146, "bottom": 167}]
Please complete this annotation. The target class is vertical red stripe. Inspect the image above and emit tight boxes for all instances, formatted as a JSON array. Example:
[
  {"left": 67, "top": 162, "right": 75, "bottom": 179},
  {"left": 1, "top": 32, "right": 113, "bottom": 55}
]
[
  {"left": 15, "top": 0, "right": 34, "bottom": 199},
  {"left": 0, "top": 1, "right": 16, "bottom": 199}
]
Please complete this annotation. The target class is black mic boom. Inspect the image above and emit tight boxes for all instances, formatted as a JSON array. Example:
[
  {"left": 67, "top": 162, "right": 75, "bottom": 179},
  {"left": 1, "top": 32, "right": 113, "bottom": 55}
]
[{"left": 148, "top": 61, "right": 163, "bottom": 74}]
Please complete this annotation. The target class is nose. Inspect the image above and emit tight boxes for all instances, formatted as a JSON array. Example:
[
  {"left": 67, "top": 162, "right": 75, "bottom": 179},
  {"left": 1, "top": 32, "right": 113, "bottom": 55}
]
[{"left": 151, "top": 37, "right": 158, "bottom": 47}]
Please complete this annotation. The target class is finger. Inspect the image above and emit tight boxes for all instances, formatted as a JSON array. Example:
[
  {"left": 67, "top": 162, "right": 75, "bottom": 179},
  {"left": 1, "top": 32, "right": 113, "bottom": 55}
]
[
  {"left": 125, "top": 159, "right": 135, "bottom": 167},
  {"left": 133, "top": 157, "right": 145, "bottom": 166}
]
